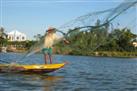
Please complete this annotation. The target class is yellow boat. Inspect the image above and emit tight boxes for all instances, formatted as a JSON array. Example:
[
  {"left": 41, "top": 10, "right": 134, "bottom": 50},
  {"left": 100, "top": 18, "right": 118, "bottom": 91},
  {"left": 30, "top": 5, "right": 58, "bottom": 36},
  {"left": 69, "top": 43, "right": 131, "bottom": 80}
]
[{"left": 0, "top": 63, "right": 65, "bottom": 73}]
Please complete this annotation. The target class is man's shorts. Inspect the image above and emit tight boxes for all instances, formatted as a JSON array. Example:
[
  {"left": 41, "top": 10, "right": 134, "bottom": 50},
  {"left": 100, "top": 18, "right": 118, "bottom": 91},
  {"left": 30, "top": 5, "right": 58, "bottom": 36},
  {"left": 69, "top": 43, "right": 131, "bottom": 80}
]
[{"left": 42, "top": 48, "right": 52, "bottom": 55}]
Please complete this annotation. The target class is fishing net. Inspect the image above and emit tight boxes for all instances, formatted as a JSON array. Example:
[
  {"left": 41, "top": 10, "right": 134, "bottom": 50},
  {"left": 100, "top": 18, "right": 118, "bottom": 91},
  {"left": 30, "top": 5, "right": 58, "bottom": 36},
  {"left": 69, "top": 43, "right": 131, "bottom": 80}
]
[{"left": 25, "top": 0, "right": 137, "bottom": 58}]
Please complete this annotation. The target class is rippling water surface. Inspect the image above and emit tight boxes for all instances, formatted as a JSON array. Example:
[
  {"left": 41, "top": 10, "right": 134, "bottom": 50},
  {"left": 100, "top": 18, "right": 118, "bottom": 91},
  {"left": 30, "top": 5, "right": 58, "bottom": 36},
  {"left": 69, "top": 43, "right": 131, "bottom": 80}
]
[{"left": 0, "top": 53, "right": 137, "bottom": 91}]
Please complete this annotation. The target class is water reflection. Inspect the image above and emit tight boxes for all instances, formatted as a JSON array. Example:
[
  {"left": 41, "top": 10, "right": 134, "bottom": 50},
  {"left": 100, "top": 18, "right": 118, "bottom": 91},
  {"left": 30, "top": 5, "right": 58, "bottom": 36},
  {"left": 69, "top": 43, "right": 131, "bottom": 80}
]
[
  {"left": 1, "top": 53, "right": 137, "bottom": 91},
  {"left": 43, "top": 76, "right": 64, "bottom": 91},
  {"left": 0, "top": 73, "right": 64, "bottom": 91}
]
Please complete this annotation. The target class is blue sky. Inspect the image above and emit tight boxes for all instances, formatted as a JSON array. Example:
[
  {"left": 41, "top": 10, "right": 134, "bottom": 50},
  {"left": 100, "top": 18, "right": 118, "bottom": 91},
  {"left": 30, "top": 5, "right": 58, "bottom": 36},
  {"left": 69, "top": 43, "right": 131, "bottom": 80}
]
[{"left": 0, "top": 0, "right": 136, "bottom": 39}]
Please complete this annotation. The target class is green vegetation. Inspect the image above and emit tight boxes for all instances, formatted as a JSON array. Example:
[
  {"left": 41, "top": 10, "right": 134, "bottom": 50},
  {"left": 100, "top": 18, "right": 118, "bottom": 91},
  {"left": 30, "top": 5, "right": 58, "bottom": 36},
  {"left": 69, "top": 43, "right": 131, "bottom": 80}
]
[
  {"left": 7, "top": 41, "right": 36, "bottom": 50},
  {"left": 0, "top": 27, "right": 8, "bottom": 47},
  {"left": 0, "top": 40, "right": 36, "bottom": 52},
  {"left": 55, "top": 20, "right": 137, "bottom": 57},
  {"left": 0, "top": 27, "right": 36, "bottom": 52},
  {"left": 1, "top": 22, "right": 137, "bottom": 57}
]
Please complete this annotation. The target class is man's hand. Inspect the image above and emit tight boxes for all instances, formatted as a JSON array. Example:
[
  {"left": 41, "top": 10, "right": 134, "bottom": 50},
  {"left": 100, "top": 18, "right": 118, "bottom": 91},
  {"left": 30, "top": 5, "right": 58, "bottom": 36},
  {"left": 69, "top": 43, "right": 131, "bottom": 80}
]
[
  {"left": 63, "top": 38, "right": 70, "bottom": 44},
  {"left": 64, "top": 40, "right": 70, "bottom": 44}
]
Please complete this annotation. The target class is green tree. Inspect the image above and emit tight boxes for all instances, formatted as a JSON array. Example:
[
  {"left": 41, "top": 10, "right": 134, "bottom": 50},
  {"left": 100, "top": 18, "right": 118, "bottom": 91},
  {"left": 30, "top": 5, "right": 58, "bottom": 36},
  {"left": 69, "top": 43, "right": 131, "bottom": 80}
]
[
  {"left": 0, "top": 27, "right": 8, "bottom": 47},
  {"left": 34, "top": 34, "right": 42, "bottom": 41},
  {"left": 102, "top": 28, "right": 137, "bottom": 51}
]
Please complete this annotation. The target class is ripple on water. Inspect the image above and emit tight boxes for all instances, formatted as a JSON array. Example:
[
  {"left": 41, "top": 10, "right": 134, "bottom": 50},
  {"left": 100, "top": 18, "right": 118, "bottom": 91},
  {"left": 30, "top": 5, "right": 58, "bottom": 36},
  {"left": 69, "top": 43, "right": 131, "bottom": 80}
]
[{"left": 0, "top": 53, "right": 137, "bottom": 91}]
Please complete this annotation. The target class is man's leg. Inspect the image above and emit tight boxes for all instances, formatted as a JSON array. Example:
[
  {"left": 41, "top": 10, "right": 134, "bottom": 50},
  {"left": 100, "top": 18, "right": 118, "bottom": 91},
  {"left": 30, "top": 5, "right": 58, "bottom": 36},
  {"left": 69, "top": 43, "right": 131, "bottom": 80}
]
[
  {"left": 42, "top": 48, "right": 49, "bottom": 64},
  {"left": 48, "top": 48, "right": 53, "bottom": 64},
  {"left": 48, "top": 54, "right": 52, "bottom": 64},
  {"left": 44, "top": 54, "right": 48, "bottom": 64}
]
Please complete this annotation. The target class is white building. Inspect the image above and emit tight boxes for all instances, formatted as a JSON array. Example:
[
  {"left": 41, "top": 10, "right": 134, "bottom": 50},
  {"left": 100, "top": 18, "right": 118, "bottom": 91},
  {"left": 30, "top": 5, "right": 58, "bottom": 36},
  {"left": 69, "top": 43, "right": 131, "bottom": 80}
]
[
  {"left": 133, "top": 42, "right": 137, "bottom": 47},
  {"left": 7, "top": 30, "right": 27, "bottom": 41}
]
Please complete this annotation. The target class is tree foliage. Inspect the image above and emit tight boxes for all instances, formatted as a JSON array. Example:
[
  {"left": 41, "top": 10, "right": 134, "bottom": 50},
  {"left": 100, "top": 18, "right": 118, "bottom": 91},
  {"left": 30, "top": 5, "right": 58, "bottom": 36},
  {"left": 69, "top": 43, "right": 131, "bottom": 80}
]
[{"left": 55, "top": 20, "right": 137, "bottom": 55}]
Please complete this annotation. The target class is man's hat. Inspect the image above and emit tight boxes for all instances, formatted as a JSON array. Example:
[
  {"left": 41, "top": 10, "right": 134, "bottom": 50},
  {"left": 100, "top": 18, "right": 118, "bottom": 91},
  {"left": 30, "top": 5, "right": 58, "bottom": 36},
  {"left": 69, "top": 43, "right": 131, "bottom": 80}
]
[{"left": 47, "top": 27, "right": 56, "bottom": 32}]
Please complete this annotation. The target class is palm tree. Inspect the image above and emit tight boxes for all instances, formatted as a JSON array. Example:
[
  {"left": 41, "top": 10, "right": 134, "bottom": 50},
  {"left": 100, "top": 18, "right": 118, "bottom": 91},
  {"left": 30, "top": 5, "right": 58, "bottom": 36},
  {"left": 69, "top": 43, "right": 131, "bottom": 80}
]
[
  {"left": 0, "top": 27, "right": 7, "bottom": 39},
  {"left": 0, "top": 27, "right": 8, "bottom": 47},
  {"left": 34, "top": 34, "right": 42, "bottom": 41}
]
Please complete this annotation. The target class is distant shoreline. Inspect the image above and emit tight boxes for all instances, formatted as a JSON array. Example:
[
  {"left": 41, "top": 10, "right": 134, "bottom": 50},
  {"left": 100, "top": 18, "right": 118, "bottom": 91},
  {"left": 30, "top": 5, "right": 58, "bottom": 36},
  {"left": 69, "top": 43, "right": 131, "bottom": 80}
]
[
  {"left": 55, "top": 51, "right": 137, "bottom": 58},
  {"left": 68, "top": 51, "right": 137, "bottom": 58},
  {"left": 1, "top": 48, "right": 137, "bottom": 58}
]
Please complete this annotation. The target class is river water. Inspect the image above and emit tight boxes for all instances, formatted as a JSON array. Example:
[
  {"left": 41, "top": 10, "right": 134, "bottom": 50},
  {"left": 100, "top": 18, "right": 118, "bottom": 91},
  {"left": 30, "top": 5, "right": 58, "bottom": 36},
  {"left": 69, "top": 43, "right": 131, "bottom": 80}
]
[{"left": 0, "top": 53, "right": 137, "bottom": 91}]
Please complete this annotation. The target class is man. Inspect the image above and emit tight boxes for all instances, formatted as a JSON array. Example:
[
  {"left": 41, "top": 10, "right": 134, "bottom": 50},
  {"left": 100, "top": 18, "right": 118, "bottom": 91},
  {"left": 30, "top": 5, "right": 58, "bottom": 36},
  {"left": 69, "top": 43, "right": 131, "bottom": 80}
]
[{"left": 42, "top": 27, "right": 69, "bottom": 64}]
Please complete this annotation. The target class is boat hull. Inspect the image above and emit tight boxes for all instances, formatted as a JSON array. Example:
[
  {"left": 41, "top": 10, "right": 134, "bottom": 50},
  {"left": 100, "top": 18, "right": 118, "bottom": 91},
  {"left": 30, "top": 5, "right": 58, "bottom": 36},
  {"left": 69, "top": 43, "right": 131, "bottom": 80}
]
[{"left": 0, "top": 63, "right": 65, "bottom": 74}]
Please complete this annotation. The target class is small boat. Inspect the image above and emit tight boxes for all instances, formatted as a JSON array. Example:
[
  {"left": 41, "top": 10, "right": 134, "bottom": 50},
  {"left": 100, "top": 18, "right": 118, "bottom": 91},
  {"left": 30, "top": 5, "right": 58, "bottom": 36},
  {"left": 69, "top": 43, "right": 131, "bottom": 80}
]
[{"left": 0, "top": 63, "right": 65, "bottom": 74}]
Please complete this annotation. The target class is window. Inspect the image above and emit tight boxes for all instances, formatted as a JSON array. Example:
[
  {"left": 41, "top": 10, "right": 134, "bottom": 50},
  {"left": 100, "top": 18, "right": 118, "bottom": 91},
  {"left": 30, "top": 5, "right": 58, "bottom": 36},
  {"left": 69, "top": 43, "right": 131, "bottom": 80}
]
[
  {"left": 17, "top": 36, "right": 19, "bottom": 40},
  {"left": 22, "top": 36, "right": 25, "bottom": 40},
  {"left": 8, "top": 36, "right": 11, "bottom": 40}
]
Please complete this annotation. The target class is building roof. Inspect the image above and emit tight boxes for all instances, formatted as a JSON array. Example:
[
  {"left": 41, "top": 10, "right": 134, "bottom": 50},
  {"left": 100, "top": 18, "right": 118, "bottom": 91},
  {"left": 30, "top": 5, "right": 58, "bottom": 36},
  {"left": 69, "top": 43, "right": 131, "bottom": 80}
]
[{"left": 8, "top": 30, "right": 26, "bottom": 36}]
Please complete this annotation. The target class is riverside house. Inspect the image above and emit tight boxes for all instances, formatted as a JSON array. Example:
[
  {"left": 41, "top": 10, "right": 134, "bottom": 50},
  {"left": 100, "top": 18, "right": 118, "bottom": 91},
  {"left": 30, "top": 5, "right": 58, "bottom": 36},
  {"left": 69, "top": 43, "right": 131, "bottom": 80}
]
[
  {"left": 7, "top": 30, "right": 27, "bottom": 41},
  {"left": 6, "top": 30, "right": 27, "bottom": 52},
  {"left": 133, "top": 42, "right": 137, "bottom": 47}
]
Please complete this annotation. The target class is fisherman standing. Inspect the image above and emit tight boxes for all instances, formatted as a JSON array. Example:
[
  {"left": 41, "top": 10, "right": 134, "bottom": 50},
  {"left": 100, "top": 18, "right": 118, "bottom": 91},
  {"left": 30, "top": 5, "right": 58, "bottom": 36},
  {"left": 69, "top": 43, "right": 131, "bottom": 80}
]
[{"left": 42, "top": 27, "right": 69, "bottom": 64}]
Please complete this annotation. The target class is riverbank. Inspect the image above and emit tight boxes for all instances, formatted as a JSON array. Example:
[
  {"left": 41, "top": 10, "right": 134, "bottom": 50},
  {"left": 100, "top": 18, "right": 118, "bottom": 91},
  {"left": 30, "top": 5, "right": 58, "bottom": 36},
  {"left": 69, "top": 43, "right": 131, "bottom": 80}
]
[
  {"left": 67, "top": 51, "right": 137, "bottom": 58},
  {"left": 55, "top": 48, "right": 137, "bottom": 58},
  {"left": 1, "top": 47, "right": 137, "bottom": 58},
  {"left": 0, "top": 47, "right": 27, "bottom": 53}
]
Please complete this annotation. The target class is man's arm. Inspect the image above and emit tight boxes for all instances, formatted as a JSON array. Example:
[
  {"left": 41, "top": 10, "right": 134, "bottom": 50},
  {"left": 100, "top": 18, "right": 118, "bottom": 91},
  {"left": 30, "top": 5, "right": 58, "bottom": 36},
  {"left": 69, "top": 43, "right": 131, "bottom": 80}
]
[{"left": 63, "top": 38, "right": 70, "bottom": 44}]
